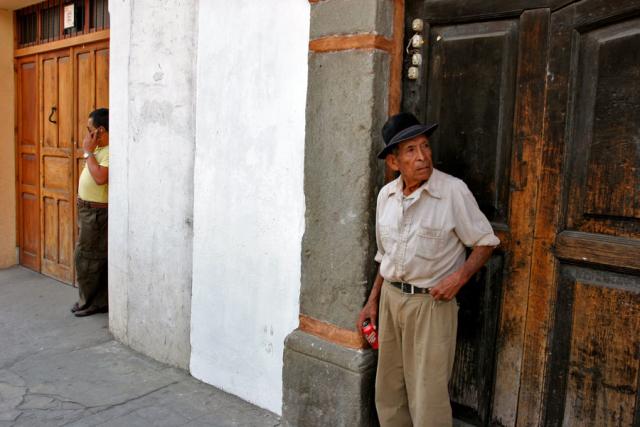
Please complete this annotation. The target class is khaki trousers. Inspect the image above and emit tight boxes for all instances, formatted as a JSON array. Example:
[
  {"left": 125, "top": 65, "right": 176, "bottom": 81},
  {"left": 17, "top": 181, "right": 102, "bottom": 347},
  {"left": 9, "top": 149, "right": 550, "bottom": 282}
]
[
  {"left": 375, "top": 281, "right": 458, "bottom": 427},
  {"left": 74, "top": 205, "right": 108, "bottom": 310}
]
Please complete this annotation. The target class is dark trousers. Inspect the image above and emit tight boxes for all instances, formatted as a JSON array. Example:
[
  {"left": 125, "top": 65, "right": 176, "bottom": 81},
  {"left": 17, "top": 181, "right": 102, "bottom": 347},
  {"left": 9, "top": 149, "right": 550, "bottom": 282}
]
[{"left": 74, "top": 204, "right": 108, "bottom": 309}]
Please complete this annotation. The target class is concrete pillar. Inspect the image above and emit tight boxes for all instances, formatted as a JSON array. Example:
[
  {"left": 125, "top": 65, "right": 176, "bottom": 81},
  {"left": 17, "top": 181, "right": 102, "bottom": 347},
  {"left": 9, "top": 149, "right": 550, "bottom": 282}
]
[
  {"left": 282, "top": 0, "right": 396, "bottom": 425},
  {"left": 0, "top": 9, "right": 17, "bottom": 269},
  {"left": 108, "top": 0, "right": 198, "bottom": 369}
]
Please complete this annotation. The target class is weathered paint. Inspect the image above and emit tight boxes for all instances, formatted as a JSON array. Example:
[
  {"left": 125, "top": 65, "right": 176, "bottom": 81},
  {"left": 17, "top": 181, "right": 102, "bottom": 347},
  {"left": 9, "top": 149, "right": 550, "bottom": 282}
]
[{"left": 189, "top": 0, "right": 309, "bottom": 414}]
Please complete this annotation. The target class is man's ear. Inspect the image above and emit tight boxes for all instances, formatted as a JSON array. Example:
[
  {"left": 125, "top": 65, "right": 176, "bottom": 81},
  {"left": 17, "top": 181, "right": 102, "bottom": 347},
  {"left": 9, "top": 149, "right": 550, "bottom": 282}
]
[{"left": 385, "top": 154, "right": 399, "bottom": 172}]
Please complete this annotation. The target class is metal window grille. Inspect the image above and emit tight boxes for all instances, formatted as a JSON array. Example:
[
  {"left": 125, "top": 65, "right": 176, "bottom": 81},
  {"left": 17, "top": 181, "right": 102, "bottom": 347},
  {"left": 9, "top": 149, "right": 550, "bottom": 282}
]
[
  {"left": 15, "top": 0, "right": 109, "bottom": 48},
  {"left": 40, "top": 1, "right": 60, "bottom": 43},
  {"left": 90, "top": 0, "right": 109, "bottom": 31},
  {"left": 16, "top": 8, "right": 37, "bottom": 47}
]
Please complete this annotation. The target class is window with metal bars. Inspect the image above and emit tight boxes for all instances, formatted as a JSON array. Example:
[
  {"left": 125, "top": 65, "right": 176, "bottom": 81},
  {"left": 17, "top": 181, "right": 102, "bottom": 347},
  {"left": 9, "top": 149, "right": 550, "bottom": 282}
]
[
  {"left": 16, "top": 8, "right": 37, "bottom": 46},
  {"left": 90, "top": 0, "right": 109, "bottom": 30},
  {"left": 15, "top": 0, "right": 109, "bottom": 48}
]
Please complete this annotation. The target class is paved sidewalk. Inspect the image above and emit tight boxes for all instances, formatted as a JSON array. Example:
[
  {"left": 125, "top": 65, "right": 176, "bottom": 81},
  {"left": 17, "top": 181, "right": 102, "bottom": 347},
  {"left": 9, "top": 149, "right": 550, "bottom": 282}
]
[{"left": 0, "top": 266, "right": 280, "bottom": 427}]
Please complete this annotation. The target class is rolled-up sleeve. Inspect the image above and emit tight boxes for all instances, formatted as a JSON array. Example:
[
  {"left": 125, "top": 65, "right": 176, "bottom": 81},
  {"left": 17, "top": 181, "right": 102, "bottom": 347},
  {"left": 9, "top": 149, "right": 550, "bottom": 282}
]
[{"left": 452, "top": 181, "right": 500, "bottom": 247}]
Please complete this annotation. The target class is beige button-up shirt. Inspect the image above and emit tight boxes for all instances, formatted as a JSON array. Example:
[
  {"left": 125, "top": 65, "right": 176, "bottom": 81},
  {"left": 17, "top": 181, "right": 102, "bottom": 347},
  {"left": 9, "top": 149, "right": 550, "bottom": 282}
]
[{"left": 375, "top": 169, "right": 500, "bottom": 288}]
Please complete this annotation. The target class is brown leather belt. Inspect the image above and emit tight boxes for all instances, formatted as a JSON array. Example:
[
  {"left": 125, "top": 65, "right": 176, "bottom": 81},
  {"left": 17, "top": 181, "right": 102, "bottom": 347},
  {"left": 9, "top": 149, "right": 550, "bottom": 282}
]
[
  {"left": 77, "top": 198, "right": 108, "bottom": 209},
  {"left": 388, "top": 281, "right": 431, "bottom": 295}
]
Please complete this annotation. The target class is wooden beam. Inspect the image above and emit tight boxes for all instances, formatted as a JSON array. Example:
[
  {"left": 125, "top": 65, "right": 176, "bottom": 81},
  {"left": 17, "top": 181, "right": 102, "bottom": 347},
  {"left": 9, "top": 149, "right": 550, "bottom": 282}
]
[
  {"left": 14, "top": 29, "right": 108, "bottom": 57},
  {"left": 555, "top": 231, "right": 640, "bottom": 272},
  {"left": 298, "top": 314, "right": 367, "bottom": 349},
  {"left": 309, "top": 34, "right": 394, "bottom": 54}
]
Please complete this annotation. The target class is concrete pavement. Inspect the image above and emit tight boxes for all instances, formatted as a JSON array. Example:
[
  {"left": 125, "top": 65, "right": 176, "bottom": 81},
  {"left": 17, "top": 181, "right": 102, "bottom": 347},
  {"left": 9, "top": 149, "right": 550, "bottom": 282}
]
[{"left": 0, "top": 266, "right": 280, "bottom": 427}]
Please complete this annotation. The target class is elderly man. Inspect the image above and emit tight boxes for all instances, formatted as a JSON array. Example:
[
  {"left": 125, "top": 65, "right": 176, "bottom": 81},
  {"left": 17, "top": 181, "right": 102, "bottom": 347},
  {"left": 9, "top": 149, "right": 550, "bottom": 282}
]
[
  {"left": 71, "top": 108, "right": 110, "bottom": 317},
  {"left": 358, "top": 113, "right": 500, "bottom": 426}
]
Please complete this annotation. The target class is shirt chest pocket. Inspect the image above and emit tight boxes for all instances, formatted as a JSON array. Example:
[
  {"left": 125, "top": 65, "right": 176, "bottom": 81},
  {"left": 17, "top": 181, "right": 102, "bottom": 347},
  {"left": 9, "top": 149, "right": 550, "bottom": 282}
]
[
  {"left": 415, "top": 227, "right": 443, "bottom": 260},
  {"left": 379, "top": 226, "right": 397, "bottom": 252}
]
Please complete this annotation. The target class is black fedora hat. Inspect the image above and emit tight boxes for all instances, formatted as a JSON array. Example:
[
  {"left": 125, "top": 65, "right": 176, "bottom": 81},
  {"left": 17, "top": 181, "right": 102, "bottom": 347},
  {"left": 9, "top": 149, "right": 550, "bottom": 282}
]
[{"left": 378, "top": 112, "right": 438, "bottom": 159}]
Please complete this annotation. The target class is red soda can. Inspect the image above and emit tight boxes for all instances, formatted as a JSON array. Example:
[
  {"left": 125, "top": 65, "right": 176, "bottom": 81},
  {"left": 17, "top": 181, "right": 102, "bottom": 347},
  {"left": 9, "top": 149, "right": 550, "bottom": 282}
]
[{"left": 362, "top": 320, "right": 379, "bottom": 350}]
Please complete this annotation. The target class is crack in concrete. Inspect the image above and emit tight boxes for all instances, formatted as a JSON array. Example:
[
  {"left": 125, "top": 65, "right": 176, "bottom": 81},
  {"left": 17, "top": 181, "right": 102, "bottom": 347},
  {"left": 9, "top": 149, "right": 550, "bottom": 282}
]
[
  {"left": 58, "top": 380, "right": 181, "bottom": 426},
  {"left": 19, "top": 391, "right": 88, "bottom": 410},
  {"left": 0, "top": 337, "right": 113, "bottom": 373}
]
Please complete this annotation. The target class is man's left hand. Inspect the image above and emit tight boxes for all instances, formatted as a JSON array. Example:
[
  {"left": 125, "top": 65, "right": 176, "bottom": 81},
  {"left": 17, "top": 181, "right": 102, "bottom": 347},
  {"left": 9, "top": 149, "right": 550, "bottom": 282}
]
[{"left": 430, "top": 271, "right": 464, "bottom": 301}]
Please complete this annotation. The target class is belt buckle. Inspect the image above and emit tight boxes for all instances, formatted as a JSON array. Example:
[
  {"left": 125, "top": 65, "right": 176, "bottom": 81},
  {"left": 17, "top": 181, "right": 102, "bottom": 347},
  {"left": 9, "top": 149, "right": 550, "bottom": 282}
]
[{"left": 401, "top": 282, "right": 414, "bottom": 294}]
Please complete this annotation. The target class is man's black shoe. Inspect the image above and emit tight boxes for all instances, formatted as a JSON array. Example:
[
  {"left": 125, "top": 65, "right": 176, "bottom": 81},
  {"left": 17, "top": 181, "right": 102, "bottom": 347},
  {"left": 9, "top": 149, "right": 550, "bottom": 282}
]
[{"left": 74, "top": 305, "right": 108, "bottom": 317}]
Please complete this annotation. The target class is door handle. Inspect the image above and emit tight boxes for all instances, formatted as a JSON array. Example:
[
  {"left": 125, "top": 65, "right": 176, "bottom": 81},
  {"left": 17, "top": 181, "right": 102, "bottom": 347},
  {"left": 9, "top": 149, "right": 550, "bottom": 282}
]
[{"left": 48, "top": 106, "right": 57, "bottom": 124}]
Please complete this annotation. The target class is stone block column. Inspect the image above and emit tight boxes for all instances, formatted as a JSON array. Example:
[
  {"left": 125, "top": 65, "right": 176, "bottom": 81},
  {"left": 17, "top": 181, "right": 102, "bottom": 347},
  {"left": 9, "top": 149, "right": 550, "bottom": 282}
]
[{"left": 282, "top": 0, "right": 404, "bottom": 425}]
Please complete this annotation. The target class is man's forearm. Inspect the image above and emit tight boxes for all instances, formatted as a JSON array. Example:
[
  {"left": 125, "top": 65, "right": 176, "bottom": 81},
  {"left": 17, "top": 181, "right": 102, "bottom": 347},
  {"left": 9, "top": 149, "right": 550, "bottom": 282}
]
[
  {"left": 367, "top": 270, "right": 384, "bottom": 304},
  {"left": 86, "top": 155, "right": 108, "bottom": 185},
  {"left": 458, "top": 245, "right": 495, "bottom": 284}
]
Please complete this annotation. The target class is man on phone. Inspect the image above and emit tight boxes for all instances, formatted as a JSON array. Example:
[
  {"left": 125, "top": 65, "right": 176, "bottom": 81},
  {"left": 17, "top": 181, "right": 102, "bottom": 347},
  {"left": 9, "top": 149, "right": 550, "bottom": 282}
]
[{"left": 71, "top": 108, "right": 110, "bottom": 317}]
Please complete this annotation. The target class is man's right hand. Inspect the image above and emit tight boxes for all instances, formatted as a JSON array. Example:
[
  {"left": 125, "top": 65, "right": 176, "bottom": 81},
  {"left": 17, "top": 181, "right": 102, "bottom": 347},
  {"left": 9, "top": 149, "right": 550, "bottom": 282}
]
[
  {"left": 356, "top": 298, "right": 378, "bottom": 335},
  {"left": 356, "top": 270, "right": 384, "bottom": 335}
]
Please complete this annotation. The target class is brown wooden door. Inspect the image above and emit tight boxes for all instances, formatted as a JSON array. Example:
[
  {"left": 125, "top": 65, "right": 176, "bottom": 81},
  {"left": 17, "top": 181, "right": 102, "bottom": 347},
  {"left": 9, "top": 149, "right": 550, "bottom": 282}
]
[
  {"left": 16, "top": 40, "right": 109, "bottom": 285},
  {"left": 403, "top": 0, "right": 639, "bottom": 425},
  {"left": 39, "top": 49, "right": 74, "bottom": 283}
]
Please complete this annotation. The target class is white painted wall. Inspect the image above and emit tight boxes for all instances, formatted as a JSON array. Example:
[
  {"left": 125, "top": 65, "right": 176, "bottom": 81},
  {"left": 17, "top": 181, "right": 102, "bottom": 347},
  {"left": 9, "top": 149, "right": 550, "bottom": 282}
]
[
  {"left": 190, "top": 0, "right": 309, "bottom": 415},
  {"left": 108, "top": 0, "right": 198, "bottom": 369},
  {"left": 107, "top": 0, "right": 131, "bottom": 346}
]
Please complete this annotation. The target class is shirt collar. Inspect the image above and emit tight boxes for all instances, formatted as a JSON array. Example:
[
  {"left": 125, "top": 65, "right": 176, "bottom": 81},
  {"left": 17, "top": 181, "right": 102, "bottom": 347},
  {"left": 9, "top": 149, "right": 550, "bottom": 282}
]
[{"left": 388, "top": 169, "right": 442, "bottom": 199}]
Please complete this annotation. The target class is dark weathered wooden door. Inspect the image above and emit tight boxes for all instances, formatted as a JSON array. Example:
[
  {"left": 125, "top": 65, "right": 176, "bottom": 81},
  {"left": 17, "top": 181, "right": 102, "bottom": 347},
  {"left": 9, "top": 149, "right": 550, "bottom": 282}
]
[
  {"left": 542, "top": 2, "right": 640, "bottom": 425},
  {"left": 403, "top": 0, "right": 640, "bottom": 426}
]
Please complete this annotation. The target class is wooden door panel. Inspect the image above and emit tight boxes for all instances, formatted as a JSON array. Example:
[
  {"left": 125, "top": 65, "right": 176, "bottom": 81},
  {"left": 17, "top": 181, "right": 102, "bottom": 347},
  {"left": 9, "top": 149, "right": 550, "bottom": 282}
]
[
  {"left": 39, "top": 50, "right": 74, "bottom": 284},
  {"left": 21, "top": 153, "right": 38, "bottom": 187},
  {"left": 43, "top": 197, "right": 58, "bottom": 261},
  {"left": 18, "top": 59, "right": 40, "bottom": 271},
  {"left": 414, "top": 0, "right": 576, "bottom": 21},
  {"left": 42, "top": 155, "right": 68, "bottom": 190},
  {"left": 43, "top": 57, "right": 57, "bottom": 147},
  {"left": 95, "top": 48, "right": 109, "bottom": 108},
  {"left": 20, "top": 62, "right": 37, "bottom": 146},
  {"left": 542, "top": 1, "right": 640, "bottom": 425},
  {"left": 426, "top": 20, "right": 517, "bottom": 224},
  {"left": 565, "top": 279, "right": 639, "bottom": 425},
  {"left": 76, "top": 51, "right": 93, "bottom": 148},
  {"left": 546, "top": 267, "right": 640, "bottom": 426},
  {"left": 565, "top": 16, "right": 640, "bottom": 238},
  {"left": 425, "top": 15, "right": 519, "bottom": 416},
  {"left": 450, "top": 255, "right": 503, "bottom": 423},
  {"left": 58, "top": 200, "right": 73, "bottom": 268},
  {"left": 402, "top": 4, "right": 546, "bottom": 424},
  {"left": 20, "top": 193, "right": 39, "bottom": 268},
  {"left": 58, "top": 56, "right": 73, "bottom": 149}
]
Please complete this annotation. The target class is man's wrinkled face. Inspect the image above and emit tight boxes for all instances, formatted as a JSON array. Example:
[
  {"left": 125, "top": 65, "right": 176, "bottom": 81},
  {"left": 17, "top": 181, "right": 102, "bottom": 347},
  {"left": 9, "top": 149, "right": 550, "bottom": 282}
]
[{"left": 386, "top": 134, "right": 433, "bottom": 186}]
